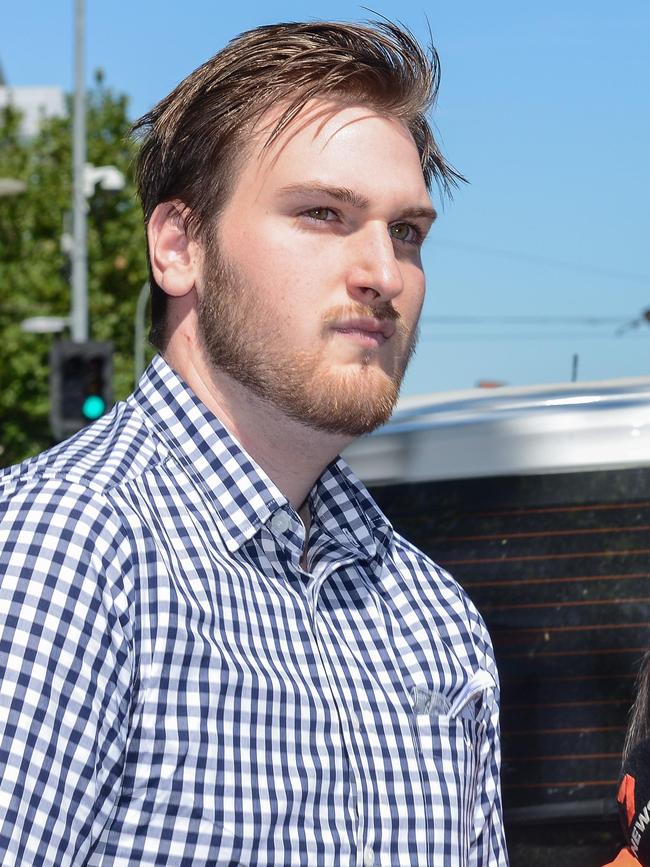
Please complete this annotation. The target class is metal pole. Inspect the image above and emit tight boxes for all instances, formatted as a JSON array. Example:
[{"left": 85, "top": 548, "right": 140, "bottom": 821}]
[{"left": 71, "top": 0, "right": 87, "bottom": 341}]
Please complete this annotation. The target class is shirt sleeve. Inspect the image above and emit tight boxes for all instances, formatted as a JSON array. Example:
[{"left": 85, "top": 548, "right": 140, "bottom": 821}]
[
  {"left": 467, "top": 604, "right": 510, "bottom": 867},
  {"left": 0, "top": 478, "right": 133, "bottom": 865}
]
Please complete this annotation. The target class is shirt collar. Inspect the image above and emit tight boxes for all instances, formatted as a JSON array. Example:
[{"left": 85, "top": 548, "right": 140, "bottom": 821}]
[
  {"left": 130, "top": 354, "right": 393, "bottom": 561},
  {"left": 131, "top": 355, "right": 285, "bottom": 551},
  {"left": 311, "top": 458, "right": 394, "bottom": 568}
]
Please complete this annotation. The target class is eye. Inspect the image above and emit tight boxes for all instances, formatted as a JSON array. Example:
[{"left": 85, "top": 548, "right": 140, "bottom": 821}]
[
  {"left": 389, "top": 222, "right": 422, "bottom": 245},
  {"left": 303, "top": 207, "right": 337, "bottom": 222}
]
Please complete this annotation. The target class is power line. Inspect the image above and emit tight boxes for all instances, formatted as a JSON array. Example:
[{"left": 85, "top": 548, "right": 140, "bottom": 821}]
[
  {"left": 420, "top": 314, "right": 628, "bottom": 325},
  {"left": 418, "top": 331, "right": 650, "bottom": 342},
  {"left": 431, "top": 238, "right": 650, "bottom": 285}
]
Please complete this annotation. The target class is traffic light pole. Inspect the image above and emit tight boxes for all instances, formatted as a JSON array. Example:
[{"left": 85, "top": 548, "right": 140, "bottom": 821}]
[
  {"left": 71, "top": 0, "right": 88, "bottom": 342},
  {"left": 47, "top": 2, "right": 119, "bottom": 442}
]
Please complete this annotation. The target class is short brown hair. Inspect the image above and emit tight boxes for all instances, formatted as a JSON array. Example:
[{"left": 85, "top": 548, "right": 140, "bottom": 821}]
[{"left": 132, "top": 19, "right": 461, "bottom": 349}]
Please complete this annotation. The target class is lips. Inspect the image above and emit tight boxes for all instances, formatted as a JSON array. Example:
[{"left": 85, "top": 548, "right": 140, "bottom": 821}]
[{"left": 332, "top": 316, "right": 396, "bottom": 343}]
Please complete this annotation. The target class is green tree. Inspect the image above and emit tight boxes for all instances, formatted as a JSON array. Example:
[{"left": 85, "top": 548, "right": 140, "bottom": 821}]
[{"left": 0, "top": 73, "right": 150, "bottom": 467}]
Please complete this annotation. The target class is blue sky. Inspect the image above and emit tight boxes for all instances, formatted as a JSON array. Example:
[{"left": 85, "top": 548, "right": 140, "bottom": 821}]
[{"left": 3, "top": 1, "right": 649, "bottom": 396}]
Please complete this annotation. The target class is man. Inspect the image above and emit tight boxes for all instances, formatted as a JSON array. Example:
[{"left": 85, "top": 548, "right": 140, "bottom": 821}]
[{"left": 0, "top": 20, "right": 508, "bottom": 866}]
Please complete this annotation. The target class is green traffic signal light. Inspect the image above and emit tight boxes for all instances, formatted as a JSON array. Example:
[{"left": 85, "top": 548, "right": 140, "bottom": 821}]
[
  {"left": 82, "top": 395, "right": 106, "bottom": 420},
  {"left": 49, "top": 341, "right": 113, "bottom": 440}
]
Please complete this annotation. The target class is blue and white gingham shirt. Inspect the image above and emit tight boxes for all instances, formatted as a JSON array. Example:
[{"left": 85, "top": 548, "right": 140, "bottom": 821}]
[{"left": 0, "top": 355, "right": 508, "bottom": 866}]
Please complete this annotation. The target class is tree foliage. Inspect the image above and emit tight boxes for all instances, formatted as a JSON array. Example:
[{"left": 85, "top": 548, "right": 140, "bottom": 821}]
[{"left": 0, "top": 73, "right": 150, "bottom": 467}]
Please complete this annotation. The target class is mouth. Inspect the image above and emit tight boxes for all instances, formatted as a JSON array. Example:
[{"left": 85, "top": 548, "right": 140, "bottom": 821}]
[{"left": 331, "top": 317, "right": 396, "bottom": 346}]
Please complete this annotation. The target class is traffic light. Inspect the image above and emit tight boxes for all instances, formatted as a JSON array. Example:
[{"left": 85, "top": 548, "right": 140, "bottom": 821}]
[{"left": 49, "top": 341, "right": 113, "bottom": 441}]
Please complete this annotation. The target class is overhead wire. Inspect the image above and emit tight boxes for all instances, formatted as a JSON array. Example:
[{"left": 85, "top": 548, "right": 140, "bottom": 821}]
[
  {"left": 418, "top": 332, "right": 650, "bottom": 342},
  {"left": 420, "top": 314, "right": 628, "bottom": 326},
  {"left": 412, "top": 236, "right": 650, "bottom": 349},
  {"left": 430, "top": 238, "right": 650, "bottom": 286}
]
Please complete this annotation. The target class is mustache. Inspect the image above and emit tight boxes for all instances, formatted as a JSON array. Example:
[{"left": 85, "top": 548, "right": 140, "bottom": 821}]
[{"left": 323, "top": 302, "right": 400, "bottom": 324}]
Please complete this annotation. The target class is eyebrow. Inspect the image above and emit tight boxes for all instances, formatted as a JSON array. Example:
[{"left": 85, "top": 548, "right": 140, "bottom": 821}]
[
  {"left": 399, "top": 206, "right": 438, "bottom": 223},
  {"left": 278, "top": 183, "right": 369, "bottom": 209},
  {"left": 277, "top": 182, "right": 437, "bottom": 223}
]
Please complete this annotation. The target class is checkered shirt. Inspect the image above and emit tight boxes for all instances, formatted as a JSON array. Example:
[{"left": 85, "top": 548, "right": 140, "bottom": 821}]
[{"left": 0, "top": 355, "right": 508, "bottom": 866}]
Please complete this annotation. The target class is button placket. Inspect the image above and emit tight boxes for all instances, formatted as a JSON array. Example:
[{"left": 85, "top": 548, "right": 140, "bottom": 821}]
[{"left": 308, "top": 586, "right": 368, "bottom": 859}]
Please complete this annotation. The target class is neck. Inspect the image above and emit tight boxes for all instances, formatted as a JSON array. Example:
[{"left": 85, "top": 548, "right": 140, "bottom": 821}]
[{"left": 163, "top": 341, "right": 351, "bottom": 511}]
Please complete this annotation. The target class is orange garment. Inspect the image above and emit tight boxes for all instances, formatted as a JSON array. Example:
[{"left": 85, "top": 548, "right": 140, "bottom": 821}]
[{"left": 603, "top": 849, "right": 642, "bottom": 867}]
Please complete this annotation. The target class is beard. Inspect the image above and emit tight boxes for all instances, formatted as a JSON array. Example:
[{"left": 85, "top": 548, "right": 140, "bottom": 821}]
[{"left": 197, "top": 243, "right": 419, "bottom": 437}]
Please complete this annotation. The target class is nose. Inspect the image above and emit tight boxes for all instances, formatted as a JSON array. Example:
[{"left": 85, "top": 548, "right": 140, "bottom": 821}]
[{"left": 345, "top": 223, "right": 404, "bottom": 305}]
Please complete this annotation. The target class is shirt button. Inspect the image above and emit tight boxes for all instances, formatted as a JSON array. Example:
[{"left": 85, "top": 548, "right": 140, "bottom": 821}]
[
  {"left": 363, "top": 845, "right": 375, "bottom": 867},
  {"left": 270, "top": 510, "right": 291, "bottom": 533}
]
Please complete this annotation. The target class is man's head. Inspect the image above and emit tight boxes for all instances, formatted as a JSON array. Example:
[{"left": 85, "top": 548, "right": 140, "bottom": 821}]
[{"left": 134, "top": 20, "right": 459, "bottom": 436}]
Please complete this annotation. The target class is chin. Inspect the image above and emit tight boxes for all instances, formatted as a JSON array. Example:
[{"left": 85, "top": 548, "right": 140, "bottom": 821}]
[{"left": 287, "top": 363, "right": 402, "bottom": 438}]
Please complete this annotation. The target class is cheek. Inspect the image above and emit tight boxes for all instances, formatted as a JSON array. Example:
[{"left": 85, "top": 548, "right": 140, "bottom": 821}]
[
  {"left": 239, "top": 227, "right": 322, "bottom": 299},
  {"left": 400, "top": 269, "right": 426, "bottom": 324}
]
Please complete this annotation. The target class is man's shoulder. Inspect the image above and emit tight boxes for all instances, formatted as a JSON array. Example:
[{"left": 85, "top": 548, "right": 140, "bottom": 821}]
[
  {"left": 385, "top": 530, "right": 496, "bottom": 663},
  {"left": 1, "top": 397, "right": 163, "bottom": 502},
  {"left": 387, "top": 530, "right": 465, "bottom": 595},
  {"left": 0, "top": 397, "right": 164, "bottom": 559},
  {"left": 0, "top": 401, "right": 158, "bottom": 619},
  {"left": 331, "top": 460, "right": 486, "bottom": 628}
]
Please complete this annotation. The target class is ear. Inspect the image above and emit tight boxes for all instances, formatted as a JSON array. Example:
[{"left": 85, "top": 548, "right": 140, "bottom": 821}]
[{"left": 147, "top": 201, "right": 200, "bottom": 297}]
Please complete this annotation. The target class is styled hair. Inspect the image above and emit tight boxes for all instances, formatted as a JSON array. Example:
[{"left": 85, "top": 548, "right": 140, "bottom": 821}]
[
  {"left": 624, "top": 651, "right": 650, "bottom": 761},
  {"left": 132, "top": 19, "right": 461, "bottom": 349}
]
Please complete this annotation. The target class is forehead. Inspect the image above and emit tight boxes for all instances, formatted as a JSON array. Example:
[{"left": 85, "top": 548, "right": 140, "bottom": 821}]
[{"left": 235, "top": 99, "right": 431, "bottom": 206}]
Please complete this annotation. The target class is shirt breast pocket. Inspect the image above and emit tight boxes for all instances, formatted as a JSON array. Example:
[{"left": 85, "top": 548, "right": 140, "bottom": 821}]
[
  {"left": 411, "top": 677, "right": 493, "bottom": 859},
  {"left": 416, "top": 711, "right": 486, "bottom": 801}
]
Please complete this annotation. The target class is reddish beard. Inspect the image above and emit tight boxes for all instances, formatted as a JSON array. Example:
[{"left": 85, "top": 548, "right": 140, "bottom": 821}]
[{"left": 197, "top": 242, "right": 419, "bottom": 437}]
